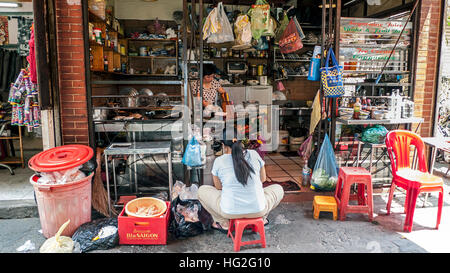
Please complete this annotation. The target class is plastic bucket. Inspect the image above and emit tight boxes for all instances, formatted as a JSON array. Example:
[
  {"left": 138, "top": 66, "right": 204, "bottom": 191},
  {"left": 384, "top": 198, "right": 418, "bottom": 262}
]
[{"left": 30, "top": 173, "right": 94, "bottom": 238}]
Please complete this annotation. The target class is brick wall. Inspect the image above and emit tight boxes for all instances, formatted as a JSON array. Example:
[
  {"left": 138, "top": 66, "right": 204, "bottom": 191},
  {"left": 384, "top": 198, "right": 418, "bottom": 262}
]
[
  {"left": 55, "top": 0, "right": 89, "bottom": 145},
  {"left": 413, "top": 0, "right": 443, "bottom": 137}
]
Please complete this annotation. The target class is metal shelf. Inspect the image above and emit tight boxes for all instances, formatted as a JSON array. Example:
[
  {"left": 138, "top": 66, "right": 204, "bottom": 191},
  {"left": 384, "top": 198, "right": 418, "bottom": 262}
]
[
  {"left": 336, "top": 117, "right": 423, "bottom": 125},
  {"left": 275, "top": 58, "right": 311, "bottom": 62},
  {"left": 343, "top": 82, "right": 411, "bottom": 86},
  {"left": 91, "top": 80, "right": 182, "bottom": 85},
  {"left": 343, "top": 70, "right": 410, "bottom": 74}
]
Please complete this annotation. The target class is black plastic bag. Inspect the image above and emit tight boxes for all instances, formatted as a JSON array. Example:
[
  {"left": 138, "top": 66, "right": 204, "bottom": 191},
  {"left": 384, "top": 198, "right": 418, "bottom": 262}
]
[
  {"left": 72, "top": 217, "right": 118, "bottom": 253},
  {"left": 169, "top": 196, "right": 213, "bottom": 239}
]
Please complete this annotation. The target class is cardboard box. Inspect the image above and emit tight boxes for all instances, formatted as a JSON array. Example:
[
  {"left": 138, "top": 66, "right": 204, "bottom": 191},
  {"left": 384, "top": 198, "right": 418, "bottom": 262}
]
[{"left": 118, "top": 201, "right": 170, "bottom": 245}]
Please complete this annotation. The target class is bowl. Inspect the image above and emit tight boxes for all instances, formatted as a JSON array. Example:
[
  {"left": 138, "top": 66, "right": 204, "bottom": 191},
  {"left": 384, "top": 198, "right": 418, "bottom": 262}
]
[
  {"left": 340, "top": 113, "right": 353, "bottom": 120},
  {"left": 359, "top": 110, "right": 370, "bottom": 119},
  {"left": 125, "top": 197, "right": 167, "bottom": 218},
  {"left": 372, "top": 110, "right": 385, "bottom": 120}
]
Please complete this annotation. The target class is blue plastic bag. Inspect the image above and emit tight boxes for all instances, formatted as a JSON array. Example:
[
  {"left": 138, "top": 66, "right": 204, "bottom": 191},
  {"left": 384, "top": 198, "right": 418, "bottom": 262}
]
[
  {"left": 311, "top": 133, "right": 339, "bottom": 191},
  {"left": 308, "top": 57, "right": 321, "bottom": 81},
  {"left": 182, "top": 137, "right": 202, "bottom": 167}
]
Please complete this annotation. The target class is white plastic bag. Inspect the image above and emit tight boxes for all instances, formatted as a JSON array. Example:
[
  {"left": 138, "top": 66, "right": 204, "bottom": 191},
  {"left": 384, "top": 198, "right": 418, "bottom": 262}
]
[
  {"left": 233, "top": 14, "right": 252, "bottom": 49},
  {"left": 206, "top": 2, "right": 234, "bottom": 43},
  {"left": 40, "top": 220, "right": 74, "bottom": 253},
  {"left": 37, "top": 166, "right": 86, "bottom": 185},
  {"left": 202, "top": 6, "right": 219, "bottom": 40},
  {"left": 171, "top": 181, "right": 199, "bottom": 201}
]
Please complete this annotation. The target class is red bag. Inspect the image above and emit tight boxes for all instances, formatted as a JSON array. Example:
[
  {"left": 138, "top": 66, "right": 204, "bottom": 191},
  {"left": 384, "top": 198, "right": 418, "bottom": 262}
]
[{"left": 279, "top": 18, "right": 303, "bottom": 54}]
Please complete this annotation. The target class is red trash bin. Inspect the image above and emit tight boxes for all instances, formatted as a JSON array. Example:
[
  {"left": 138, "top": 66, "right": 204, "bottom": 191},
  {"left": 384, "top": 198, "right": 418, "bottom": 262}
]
[{"left": 28, "top": 145, "right": 94, "bottom": 238}]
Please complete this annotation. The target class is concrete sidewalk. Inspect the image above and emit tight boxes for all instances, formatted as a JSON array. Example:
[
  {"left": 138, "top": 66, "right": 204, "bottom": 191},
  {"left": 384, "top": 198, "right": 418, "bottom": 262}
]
[{"left": 2, "top": 192, "right": 450, "bottom": 253}]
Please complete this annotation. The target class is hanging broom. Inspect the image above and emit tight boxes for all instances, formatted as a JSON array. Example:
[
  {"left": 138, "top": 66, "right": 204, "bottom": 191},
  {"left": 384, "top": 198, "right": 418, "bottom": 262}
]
[{"left": 92, "top": 148, "right": 118, "bottom": 217}]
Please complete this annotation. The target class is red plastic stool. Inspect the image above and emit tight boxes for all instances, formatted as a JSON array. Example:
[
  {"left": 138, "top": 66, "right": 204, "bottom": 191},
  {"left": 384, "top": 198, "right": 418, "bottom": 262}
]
[
  {"left": 334, "top": 167, "right": 373, "bottom": 221},
  {"left": 227, "top": 218, "right": 266, "bottom": 252}
]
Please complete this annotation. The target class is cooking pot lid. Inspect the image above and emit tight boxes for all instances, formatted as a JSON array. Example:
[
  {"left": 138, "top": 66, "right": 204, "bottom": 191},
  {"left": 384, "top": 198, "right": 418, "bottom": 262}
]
[{"left": 28, "top": 145, "right": 94, "bottom": 172}]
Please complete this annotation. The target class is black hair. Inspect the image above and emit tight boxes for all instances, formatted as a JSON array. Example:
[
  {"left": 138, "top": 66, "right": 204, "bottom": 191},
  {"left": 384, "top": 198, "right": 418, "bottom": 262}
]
[
  {"left": 221, "top": 130, "right": 255, "bottom": 186},
  {"left": 203, "top": 63, "right": 217, "bottom": 76}
]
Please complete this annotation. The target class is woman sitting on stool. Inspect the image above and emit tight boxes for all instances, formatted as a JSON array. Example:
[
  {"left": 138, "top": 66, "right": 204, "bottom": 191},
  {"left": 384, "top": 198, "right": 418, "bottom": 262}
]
[{"left": 198, "top": 131, "right": 284, "bottom": 233}]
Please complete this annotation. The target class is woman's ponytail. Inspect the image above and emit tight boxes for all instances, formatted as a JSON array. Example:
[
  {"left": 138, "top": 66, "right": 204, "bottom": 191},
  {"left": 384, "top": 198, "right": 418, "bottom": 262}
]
[{"left": 231, "top": 141, "right": 255, "bottom": 186}]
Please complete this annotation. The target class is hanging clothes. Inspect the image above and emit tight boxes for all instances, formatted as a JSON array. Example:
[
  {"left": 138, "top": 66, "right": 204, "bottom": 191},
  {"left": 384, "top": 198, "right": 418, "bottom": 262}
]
[{"left": 0, "top": 48, "right": 25, "bottom": 100}]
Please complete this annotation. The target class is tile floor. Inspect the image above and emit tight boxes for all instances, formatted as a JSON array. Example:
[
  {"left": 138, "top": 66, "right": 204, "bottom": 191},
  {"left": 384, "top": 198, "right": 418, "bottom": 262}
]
[{"left": 264, "top": 153, "right": 305, "bottom": 185}]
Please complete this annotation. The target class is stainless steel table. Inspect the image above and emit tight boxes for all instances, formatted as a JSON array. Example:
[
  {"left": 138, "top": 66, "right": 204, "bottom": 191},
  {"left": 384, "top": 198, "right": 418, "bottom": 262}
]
[
  {"left": 104, "top": 141, "right": 173, "bottom": 216},
  {"left": 336, "top": 117, "right": 424, "bottom": 125}
]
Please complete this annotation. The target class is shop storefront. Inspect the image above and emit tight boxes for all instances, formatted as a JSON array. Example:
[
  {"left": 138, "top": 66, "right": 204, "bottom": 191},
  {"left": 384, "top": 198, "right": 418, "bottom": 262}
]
[
  {"left": 24, "top": 0, "right": 442, "bottom": 209},
  {"left": 7, "top": 0, "right": 448, "bottom": 252}
]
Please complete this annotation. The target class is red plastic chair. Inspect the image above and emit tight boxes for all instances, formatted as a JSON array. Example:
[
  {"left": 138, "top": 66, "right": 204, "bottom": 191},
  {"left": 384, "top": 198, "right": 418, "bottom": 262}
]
[
  {"left": 385, "top": 130, "right": 444, "bottom": 232},
  {"left": 227, "top": 218, "right": 266, "bottom": 252}
]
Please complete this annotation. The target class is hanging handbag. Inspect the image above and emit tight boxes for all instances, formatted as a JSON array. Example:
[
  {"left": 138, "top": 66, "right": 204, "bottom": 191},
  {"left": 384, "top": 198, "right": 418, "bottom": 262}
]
[{"left": 320, "top": 48, "right": 344, "bottom": 98}]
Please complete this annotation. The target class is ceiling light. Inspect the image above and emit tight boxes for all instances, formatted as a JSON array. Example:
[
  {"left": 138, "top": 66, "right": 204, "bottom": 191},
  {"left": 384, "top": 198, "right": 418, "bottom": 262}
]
[{"left": 0, "top": 2, "right": 22, "bottom": 8}]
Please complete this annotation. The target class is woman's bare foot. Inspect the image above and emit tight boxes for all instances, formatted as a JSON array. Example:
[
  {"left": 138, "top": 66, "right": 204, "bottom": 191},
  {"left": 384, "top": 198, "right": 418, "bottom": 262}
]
[{"left": 212, "top": 222, "right": 228, "bottom": 230}]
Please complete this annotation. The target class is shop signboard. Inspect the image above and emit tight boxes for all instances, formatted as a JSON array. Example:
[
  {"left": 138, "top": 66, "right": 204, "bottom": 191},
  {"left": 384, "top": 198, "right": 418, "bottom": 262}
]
[{"left": 339, "top": 17, "right": 412, "bottom": 72}]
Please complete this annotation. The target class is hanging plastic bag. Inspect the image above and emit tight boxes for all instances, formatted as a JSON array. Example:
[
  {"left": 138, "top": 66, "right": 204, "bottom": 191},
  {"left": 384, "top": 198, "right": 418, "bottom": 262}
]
[
  {"left": 308, "top": 45, "right": 322, "bottom": 81},
  {"left": 279, "top": 17, "right": 303, "bottom": 54},
  {"left": 298, "top": 135, "right": 313, "bottom": 161},
  {"left": 310, "top": 133, "right": 339, "bottom": 191},
  {"left": 248, "top": 0, "right": 270, "bottom": 40},
  {"left": 182, "top": 136, "right": 203, "bottom": 167},
  {"left": 206, "top": 2, "right": 234, "bottom": 43},
  {"left": 321, "top": 47, "right": 345, "bottom": 98},
  {"left": 262, "top": 16, "right": 277, "bottom": 37},
  {"left": 169, "top": 196, "right": 213, "bottom": 239},
  {"left": 275, "top": 12, "right": 289, "bottom": 43},
  {"left": 232, "top": 14, "right": 252, "bottom": 49},
  {"left": 308, "top": 58, "right": 321, "bottom": 81},
  {"left": 40, "top": 220, "right": 74, "bottom": 253},
  {"left": 254, "top": 36, "right": 269, "bottom": 50},
  {"left": 202, "top": 5, "right": 220, "bottom": 41},
  {"left": 361, "top": 125, "right": 389, "bottom": 144},
  {"left": 71, "top": 218, "right": 119, "bottom": 253}
]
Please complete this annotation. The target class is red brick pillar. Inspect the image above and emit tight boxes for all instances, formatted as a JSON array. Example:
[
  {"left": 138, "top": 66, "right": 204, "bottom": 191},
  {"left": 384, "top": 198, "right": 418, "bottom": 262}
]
[
  {"left": 413, "top": 0, "right": 443, "bottom": 137},
  {"left": 54, "top": 0, "right": 89, "bottom": 145}
]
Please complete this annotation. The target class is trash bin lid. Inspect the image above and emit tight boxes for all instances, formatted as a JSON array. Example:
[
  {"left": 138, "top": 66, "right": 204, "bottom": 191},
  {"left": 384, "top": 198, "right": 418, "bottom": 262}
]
[{"left": 28, "top": 145, "right": 94, "bottom": 172}]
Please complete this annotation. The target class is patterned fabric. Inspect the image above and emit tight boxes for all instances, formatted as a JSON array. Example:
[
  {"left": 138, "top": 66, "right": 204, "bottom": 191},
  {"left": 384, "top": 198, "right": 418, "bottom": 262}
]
[{"left": 190, "top": 79, "right": 221, "bottom": 104}]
